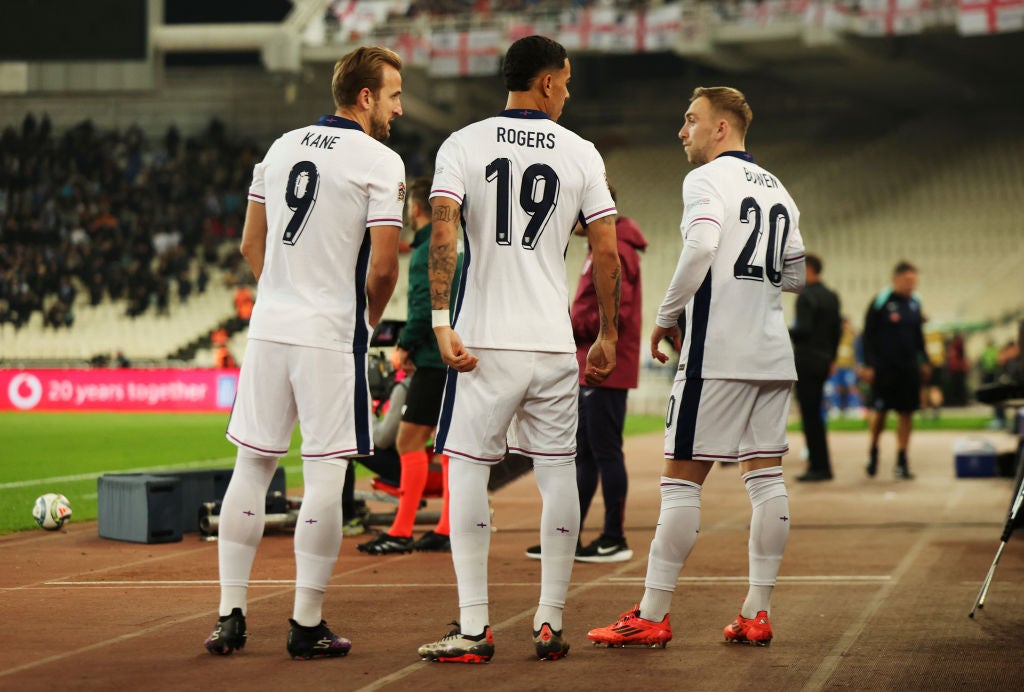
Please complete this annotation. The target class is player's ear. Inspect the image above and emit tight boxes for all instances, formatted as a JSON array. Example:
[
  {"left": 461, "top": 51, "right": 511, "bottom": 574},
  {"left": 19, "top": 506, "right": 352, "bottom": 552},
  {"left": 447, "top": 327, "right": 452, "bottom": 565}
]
[{"left": 358, "top": 86, "right": 373, "bottom": 110}]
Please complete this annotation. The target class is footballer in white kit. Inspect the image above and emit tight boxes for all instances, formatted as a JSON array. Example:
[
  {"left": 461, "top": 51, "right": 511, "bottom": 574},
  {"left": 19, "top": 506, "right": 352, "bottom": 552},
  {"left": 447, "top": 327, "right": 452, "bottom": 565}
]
[
  {"left": 430, "top": 108, "right": 616, "bottom": 463},
  {"left": 587, "top": 86, "right": 804, "bottom": 651},
  {"left": 417, "top": 35, "right": 621, "bottom": 663},
  {"left": 226, "top": 113, "right": 406, "bottom": 461},
  {"left": 207, "top": 47, "right": 404, "bottom": 661}
]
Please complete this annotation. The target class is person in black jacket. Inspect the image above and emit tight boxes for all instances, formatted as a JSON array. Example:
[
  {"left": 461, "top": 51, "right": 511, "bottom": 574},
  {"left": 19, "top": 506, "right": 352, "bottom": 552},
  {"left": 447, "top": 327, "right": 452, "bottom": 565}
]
[
  {"left": 790, "top": 254, "right": 841, "bottom": 481},
  {"left": 862, "top": 261, "right": 929, "bottom": 479}
]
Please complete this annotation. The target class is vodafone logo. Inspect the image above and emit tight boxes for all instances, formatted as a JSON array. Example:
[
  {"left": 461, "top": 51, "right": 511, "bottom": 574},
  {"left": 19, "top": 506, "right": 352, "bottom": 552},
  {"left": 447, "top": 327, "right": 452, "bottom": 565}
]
[{"left": 8, "top": 373, "right": 43, "bottom": 410}]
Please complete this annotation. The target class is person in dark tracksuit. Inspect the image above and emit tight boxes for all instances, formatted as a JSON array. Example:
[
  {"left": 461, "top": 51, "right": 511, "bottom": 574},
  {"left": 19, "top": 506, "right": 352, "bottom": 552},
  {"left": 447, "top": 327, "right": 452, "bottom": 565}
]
[
  {"left": 862, "top": 261, "right": 929, "bottom": 480},
  {"left": 524, "top": 191, "right": 647, "bottom": 564},
  {"left": 790, "top": 254, "right": 841, "bottom": 482},
  {"left": 571, "top": 200, "right": 647, "bottom": 563}
]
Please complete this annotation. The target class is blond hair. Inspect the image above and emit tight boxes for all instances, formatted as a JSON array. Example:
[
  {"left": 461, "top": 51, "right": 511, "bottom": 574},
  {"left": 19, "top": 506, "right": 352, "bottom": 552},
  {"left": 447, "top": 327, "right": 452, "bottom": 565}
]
[
  {"left": 332, "top": 46, "right": 403, "bottom": 109},
  {"left": 690, "top": 86, "right": 753, "bottom": 139}
]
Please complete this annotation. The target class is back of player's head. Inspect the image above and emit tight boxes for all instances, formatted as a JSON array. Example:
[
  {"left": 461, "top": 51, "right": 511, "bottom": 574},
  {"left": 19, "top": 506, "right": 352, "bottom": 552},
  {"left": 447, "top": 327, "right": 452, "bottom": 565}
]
[
  {"left": 805, "top": 254, "right": 823, "bottom": 274},
  {"left": 332, "top": 46, "right": 403, "bottom": 109},
  {"left": 690, "top": 86, "right": 753, "bottom": 139},
  {"left": 409, "top": 177, "right": 431, "bottom": 211},
  {"left": 893, "top": 260, "right": 917, "bottom": 276},
  {"left": 502, "top": 36, "right": 568, "bottom": 92}
]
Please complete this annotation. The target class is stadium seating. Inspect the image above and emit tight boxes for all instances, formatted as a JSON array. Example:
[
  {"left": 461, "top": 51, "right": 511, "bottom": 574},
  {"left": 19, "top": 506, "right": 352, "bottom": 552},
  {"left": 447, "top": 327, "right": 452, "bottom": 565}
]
[{"left": 1, "top": 260, "right": 238, "bottom": 363}]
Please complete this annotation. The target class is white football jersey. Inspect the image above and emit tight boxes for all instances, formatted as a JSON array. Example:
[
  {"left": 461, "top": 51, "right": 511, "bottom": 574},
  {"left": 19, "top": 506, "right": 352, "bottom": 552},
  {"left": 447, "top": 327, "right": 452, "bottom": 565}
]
[
  {"left": 676, "top": 151, "right": 805, "bottom": 380},
  {"left": 246, "top": 115, "right": 406, "bottom": 353},
  {"left": 431, "top": 109, "right": 616, "bottom": 353}
]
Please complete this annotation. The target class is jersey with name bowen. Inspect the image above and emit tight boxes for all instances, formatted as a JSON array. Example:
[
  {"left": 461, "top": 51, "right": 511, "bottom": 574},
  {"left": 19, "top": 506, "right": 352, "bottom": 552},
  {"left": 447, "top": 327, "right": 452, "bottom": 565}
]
[{"left": 677, "top": 152, "right": 805, "bottom": 381}]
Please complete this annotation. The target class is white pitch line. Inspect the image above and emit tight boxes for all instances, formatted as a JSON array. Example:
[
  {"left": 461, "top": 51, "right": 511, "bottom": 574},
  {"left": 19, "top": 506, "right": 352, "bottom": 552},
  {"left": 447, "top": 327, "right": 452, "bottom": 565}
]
[
  {"left": 609, "top": 575, "right": 891, "bottom": 583},
  {"left": 0, "top": 458, "right": 236, "bottom": 489},
  {"left": 39, "top": 580, "right": 523, "bottom": 588},
  {"left": 38, "top": 576, "right": 890, "bottom": 588},
  {"left": 0, "top": 460, "right": 304, "bottom": 490}
]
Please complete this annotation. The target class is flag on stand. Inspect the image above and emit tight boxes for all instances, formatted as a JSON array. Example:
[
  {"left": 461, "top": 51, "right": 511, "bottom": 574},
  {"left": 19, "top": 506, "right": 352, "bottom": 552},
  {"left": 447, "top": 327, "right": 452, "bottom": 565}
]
[
  {"left": 956, "top": 0, "right": 1024, "bottom": 33},
  {"left": 428, "top": 29, "right": 501, "bottom": 77}
]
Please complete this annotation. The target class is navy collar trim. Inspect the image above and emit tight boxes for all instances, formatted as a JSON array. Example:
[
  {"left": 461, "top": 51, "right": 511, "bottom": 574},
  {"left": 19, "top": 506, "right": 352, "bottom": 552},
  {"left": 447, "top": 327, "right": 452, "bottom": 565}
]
[
  {"left": 499, "top": 109, "right": 550, "bottom": 120},
  {"left": 717, "top": 150, "right": 754, "bottom": 163},
  {"left": 316, "top": 115, "right": 364, "bottom": 132}
]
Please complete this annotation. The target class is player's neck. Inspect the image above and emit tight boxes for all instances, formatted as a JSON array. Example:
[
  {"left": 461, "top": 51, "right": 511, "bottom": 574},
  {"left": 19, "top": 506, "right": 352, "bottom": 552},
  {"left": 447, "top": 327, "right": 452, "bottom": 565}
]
[
  {"left": 505, "top": 92, "right": 549, "bottom": 117},
  {"left": 334, "top": 108, "right": 369, "bottom": 134},
  {"left": 709, "top": 139, "right": 746, "bottom": 161}
]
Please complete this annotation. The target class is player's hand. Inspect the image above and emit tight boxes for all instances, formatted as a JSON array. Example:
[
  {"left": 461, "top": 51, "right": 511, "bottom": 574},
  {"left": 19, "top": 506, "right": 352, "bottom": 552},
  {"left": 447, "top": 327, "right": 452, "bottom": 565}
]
[
  {"left": 651, "top": 324, "right": 681, "bottom": 364},
  {"left": 584, "top": 337, "right": 617, "bottom": 385},
  {"left": 434, "top": 327, "right": 479, "bottom": 372}
]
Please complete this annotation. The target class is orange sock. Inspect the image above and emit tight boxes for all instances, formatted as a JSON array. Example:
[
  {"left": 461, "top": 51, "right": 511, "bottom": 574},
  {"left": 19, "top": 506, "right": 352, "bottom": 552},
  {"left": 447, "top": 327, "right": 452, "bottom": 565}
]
[
  {"left": 388, "top": 449, "right": 429, "bottom": 538},
  {"left": 434, "top": 454, "right": 450, "bottom": 536}
]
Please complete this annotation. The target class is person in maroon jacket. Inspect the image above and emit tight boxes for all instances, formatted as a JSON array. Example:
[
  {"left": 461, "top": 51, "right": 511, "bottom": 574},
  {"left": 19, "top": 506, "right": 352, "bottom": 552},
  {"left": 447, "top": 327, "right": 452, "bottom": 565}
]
[{"left": 526, "top": 189, "right": 647, "bottom": 563}]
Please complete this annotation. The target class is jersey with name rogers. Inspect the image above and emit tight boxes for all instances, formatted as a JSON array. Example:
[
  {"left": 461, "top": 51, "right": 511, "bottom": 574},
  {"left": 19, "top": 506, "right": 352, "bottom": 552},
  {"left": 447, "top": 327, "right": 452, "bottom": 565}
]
[
  {"left": 430, "top": 109, "right": 616, "bottom": 353},
  {"left": 246, "top": 115, "right": 405, "bottom": 353},
  {"left": 678, "top": 152, "right": 804, "bottom": 381}
]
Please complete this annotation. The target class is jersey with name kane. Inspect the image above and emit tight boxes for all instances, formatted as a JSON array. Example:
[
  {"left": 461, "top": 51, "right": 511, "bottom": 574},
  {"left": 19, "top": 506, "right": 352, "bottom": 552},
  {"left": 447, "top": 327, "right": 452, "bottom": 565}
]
[
  {"left": 678, "top": 152, "right": 805, "bottom": 380},
  {"left": 431, "top": 110, "right": 616, "bottom": 353},
  {"left": 247, "top": 116, "right": 405, "bottom": 353}
]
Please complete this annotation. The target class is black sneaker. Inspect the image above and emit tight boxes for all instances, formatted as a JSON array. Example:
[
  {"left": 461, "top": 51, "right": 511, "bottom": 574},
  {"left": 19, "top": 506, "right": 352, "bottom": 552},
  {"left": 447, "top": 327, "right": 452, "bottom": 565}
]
[
  {"left": 525, "top": 539, "right": 583, "bottom": 560},
  {"left": 357, "top": 532, "right": 414, "bottom": 555},
  {"left": 575, "top": 535, "right": 633, "bottom": 563},
  {"left": 893, "top": 464, "right": 915, "bottom": 480},
  {"left": 866, "top": 448, "right": 879, "bottom": 477},
  {"left": 286, "top": 619, "right": 352, "bottom": 660},
  {"left": 204, "top": 607, "right": 247, "bottom": 655},
  {"left": 413, "top": 530, "right": 451, "bottom": 552}
]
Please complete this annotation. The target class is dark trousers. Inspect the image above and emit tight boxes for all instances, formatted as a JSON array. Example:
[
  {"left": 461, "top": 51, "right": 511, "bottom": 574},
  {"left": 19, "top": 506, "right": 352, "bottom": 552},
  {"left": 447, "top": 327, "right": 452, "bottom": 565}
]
[
  {"left": 341, "top": 447, "right": 401, "bottom": 519},
  {"left": 796, "top": 365, "right": 832, "bottom": 475},
  {"left": 577, "top": 387, "right": 629, "bottom": 538}
]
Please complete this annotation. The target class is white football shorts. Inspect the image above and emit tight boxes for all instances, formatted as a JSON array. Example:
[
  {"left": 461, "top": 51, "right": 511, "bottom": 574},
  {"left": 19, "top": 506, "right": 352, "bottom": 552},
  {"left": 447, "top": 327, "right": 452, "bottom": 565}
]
[
  {"left": 435, "top": 348, "right": 579, "bottom": 465},
  {"left": 226, "top": 338, "right": 373, "bottom": 462},
  {"left": 664, "top": 375, "right": 792, "bottom": 462}
]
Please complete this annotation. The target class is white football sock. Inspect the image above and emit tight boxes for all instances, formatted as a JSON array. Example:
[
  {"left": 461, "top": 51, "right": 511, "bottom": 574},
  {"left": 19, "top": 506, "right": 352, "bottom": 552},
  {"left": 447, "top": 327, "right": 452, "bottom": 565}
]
[
  {"left": 534, "top": 459, "right": 579, "bottom": 632},
  {"left": 741, "top": 467, "right": 789, "bottom": 618},
  {"left": 292, "top": 459, "right": 347, "bottom": 626},
  {"left": 640, "top": 477, "right": 702, "bottom": 622},
  {"left": 448, "top": 457, "right": 493, "bottom": 636},
  {"left": 217, "top": 449, "right": 279, "bottom": 616}
]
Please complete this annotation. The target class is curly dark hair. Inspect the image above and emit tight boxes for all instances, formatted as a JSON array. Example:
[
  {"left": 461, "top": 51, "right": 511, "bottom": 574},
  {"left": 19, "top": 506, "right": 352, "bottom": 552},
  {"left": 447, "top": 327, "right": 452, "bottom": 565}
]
[{"left": 502, "top": 36, "right": 567, "bottom": 92}]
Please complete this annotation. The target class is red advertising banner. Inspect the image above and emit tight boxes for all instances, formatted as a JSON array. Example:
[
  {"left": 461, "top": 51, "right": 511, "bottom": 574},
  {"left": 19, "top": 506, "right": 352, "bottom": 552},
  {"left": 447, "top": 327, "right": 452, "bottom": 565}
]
[{"left": 0, "top": 369, "right": 239, "bottom": 412}]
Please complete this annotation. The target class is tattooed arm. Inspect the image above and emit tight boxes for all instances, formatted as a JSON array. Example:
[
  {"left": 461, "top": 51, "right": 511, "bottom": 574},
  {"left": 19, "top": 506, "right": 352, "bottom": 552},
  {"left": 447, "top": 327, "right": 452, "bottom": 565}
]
[
  {"left": 429, "top": 197, "right": 478, "bottom": 372},
  {"left": 582, "top": 214, "right": 621, "bottom": 385}
]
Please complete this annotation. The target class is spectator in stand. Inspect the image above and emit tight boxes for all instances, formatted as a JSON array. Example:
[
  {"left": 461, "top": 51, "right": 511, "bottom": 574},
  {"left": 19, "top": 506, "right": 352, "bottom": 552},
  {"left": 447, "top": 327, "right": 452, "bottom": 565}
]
[
  {"left": 1, "top": 111, "right": 426, "bottom": 335},
  {"left": 214, "top": 343, "right": 238, "bottom": 369},
  {"left": 234, "top": 283, "right": 254, "bottom": 324},
  {"left": 921, "top": 324, "right": 945, "bottom": 419},
  {"left": 829, "top": 317, "right": 861, "bottom": 418},
  {"left": 945, "top": 331, "right": 969, "bottom": 407}
]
